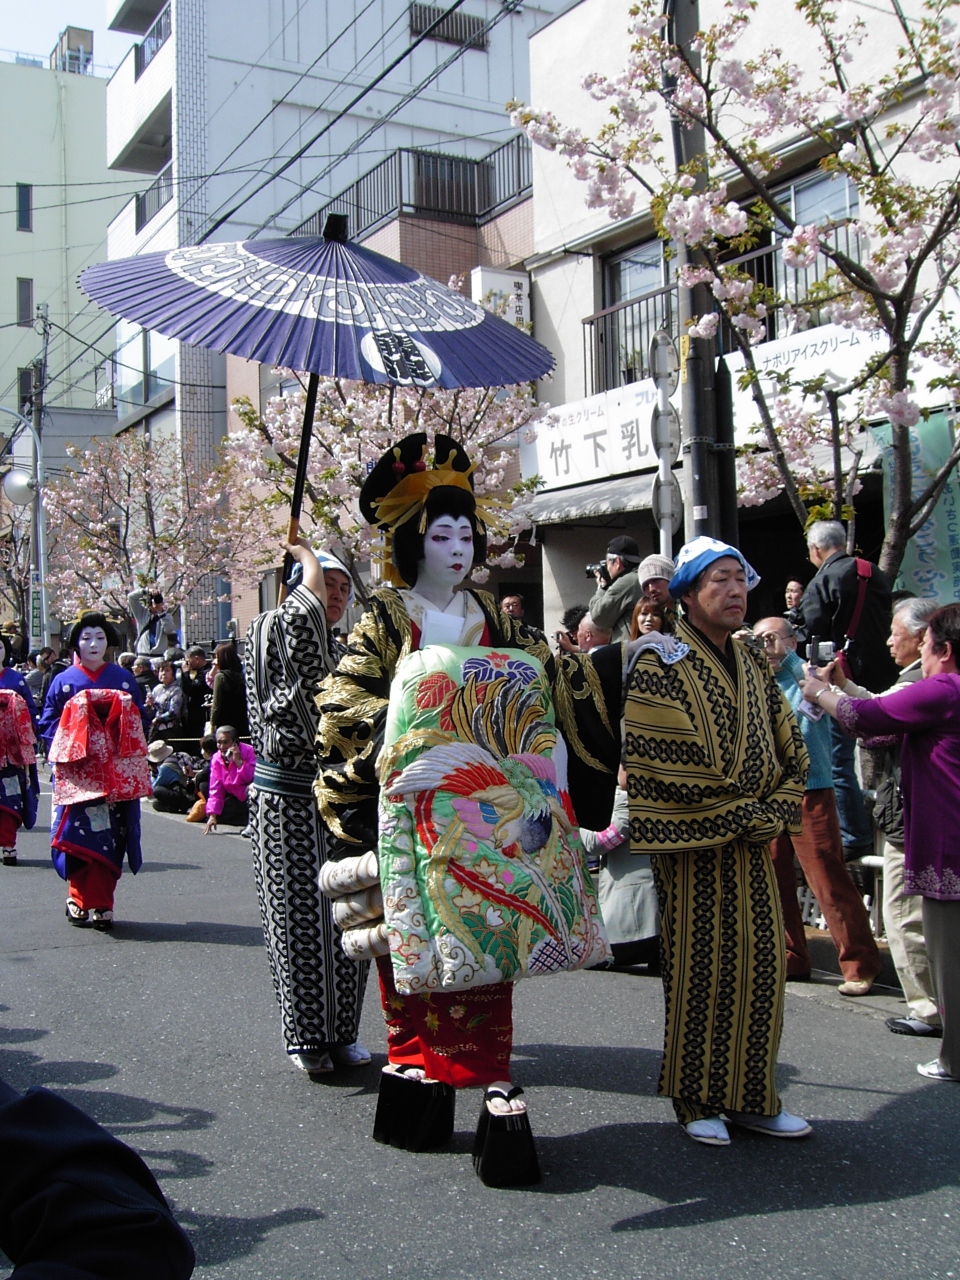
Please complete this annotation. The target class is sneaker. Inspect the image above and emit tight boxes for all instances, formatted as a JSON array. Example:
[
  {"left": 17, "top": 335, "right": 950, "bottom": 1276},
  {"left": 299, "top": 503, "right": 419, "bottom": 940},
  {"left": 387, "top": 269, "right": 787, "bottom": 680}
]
[
  {"left": 726, "top": 1109, "right": 812, "bottom": 1138},
  {"left": 684, "top": 1116, "right": 730, "bottom": 1146},
  {"left": 2, "top": 849, "right": 16, "bottom": 866},
  {"left": 240, "top": 826, "right": 253, "bottom": 839},
  {"left": 917, "top": 1059, "right": 959, "bottom": 1081},
  {"left": 291, "top": 1051, "right": 334, "bottom": 1074},
  {"left": 886, "top": 1017, "right": 942, "bottom": 1038},
  {"left": 329, "top": 1040, "right": 372, "bottom": 1067},
  {"left": 90, "top": 909, "right": 114, "bottom": 932}
]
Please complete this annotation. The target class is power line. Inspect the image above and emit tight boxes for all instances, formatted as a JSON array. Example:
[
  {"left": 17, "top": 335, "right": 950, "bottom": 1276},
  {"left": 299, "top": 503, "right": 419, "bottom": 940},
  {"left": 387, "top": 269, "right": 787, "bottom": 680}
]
[
  {"left": 198, "top": 0, "right": 470, "bottom": 241},
  {"left": 175, "top": 0, "right": 385, "bottom": 227},
  {"left": 195, "top": 4, "right": 414, "bottom": 234},
  {"left": 254, "top": 2, "right": 523, "bottom": 235}
]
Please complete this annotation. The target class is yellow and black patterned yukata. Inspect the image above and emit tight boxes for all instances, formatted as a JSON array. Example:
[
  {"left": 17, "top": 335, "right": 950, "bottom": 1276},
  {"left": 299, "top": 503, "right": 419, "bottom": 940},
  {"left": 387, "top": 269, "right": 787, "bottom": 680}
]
[{"left": 624, "top": 619, "right": 808, "bottom": 1125}]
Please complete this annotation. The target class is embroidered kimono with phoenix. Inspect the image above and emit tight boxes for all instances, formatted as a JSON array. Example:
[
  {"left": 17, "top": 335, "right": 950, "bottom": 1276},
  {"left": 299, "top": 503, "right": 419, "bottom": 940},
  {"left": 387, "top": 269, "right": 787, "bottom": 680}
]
[
  {"left": 316, "top": 587, "right": 621, "bottom": 1088},
  {"left": 624, "top": 620, "right": 808, "bottom": 1124}
]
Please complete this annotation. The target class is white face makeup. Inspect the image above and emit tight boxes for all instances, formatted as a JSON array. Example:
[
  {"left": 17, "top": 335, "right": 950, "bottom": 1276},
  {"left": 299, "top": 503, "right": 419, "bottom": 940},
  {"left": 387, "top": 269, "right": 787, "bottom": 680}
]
[
  {"left": 77, "top": 627, "right": 108, "bottom": 669},
  {"left": 417, "top": 515, "right": 475, "bottom": 595}
]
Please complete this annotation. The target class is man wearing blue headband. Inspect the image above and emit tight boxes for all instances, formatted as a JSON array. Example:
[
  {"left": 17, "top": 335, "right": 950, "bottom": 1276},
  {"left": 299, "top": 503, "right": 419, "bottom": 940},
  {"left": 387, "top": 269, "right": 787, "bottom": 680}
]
[
  {"left": 623, "top": 537, "right": 812, "bottom": 1146},
  {"left": 244, "top": 540, "right": 369, "bottom": 1077}
]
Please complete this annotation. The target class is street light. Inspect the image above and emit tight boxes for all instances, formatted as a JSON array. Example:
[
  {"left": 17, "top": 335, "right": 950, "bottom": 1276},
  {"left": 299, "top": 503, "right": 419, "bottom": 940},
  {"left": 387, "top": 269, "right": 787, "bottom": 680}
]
[{"left": 0, "top": 406, "right": 50, "bottom": 647}]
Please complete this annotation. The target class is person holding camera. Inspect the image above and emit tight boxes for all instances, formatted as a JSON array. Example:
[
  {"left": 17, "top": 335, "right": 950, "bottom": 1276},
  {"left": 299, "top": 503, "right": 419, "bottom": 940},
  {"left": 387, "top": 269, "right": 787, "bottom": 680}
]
[
  {"left": 587, "top": 536, "right": 644, "bottom": 644},
  {"left": 753, "top": 616, "right": 881, "bottom": 997}
]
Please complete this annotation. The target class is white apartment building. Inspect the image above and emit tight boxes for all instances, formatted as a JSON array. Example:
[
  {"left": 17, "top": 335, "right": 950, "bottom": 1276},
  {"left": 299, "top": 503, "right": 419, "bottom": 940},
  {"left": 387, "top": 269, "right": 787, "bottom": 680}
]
[
  {"left": 102, "top": 0, "right": 565, "bottom": 430},
  {"left": 522, "top": 0, "right": 959, "bottom": 631},
  {"left": 101, "top": 0, "right": 565, "bottom": 632}
]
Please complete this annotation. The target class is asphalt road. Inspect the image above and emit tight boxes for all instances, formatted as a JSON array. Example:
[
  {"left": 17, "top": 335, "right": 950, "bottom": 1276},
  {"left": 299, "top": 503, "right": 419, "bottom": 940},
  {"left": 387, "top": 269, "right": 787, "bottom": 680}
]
[{"left": 2, "top": 782, "right": 958, "bottom": 1280}]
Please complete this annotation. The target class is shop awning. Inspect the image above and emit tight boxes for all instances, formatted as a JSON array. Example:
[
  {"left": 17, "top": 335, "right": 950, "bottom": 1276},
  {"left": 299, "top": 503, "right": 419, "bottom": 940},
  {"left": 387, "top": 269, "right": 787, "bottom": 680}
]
[{"left": 526, "top": 471, "right": 656, "bottom": 524}]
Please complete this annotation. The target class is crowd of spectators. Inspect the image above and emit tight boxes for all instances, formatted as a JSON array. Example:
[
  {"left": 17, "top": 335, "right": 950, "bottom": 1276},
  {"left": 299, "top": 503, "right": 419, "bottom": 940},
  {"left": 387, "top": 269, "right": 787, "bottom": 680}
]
[{"left": 560, "top": 518, "right": 958, "bottom": 1096}]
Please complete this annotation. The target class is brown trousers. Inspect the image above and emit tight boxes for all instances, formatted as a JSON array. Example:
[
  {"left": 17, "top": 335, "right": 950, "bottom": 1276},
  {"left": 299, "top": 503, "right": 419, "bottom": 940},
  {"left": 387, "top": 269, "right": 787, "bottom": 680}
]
[{"left": 771, "top": 788, "right": 881, "bottom": 983}]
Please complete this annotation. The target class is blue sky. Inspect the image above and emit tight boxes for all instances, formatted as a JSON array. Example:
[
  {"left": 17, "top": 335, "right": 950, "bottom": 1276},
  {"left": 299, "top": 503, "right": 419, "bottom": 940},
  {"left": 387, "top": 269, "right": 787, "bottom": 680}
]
[{"left": 1, "top": 2, "right": 135, "bottom": 73}]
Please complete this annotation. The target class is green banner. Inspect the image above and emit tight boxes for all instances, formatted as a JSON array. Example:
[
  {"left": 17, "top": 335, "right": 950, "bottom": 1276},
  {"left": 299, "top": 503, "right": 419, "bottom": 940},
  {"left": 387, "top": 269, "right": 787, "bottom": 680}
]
[{"left": 873, "top": 411, "right": 960, "bottom": 603}]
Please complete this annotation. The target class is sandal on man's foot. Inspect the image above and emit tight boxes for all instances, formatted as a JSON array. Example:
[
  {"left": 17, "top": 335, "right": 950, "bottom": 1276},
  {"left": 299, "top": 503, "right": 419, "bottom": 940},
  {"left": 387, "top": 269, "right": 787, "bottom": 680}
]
[
  {"left": 90, "top": 909, "right": 114, "bottom": 932},
  {"left": 373, "top": 1065, "right": 455, "bottom": 1152},
  {"left": 65, "top": 900, "right": 89, "bottom": 927},
  {"left": 473, "top": 1086, "right": 541, "bottom": 1188}
]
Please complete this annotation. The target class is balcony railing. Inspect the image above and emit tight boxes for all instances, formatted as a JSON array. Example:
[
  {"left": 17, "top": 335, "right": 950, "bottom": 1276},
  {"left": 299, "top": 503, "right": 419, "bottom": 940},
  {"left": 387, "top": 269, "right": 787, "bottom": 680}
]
[
  {"left": 292, "top": 134, "right": 532, "bottom": 241},
  {"left": 135, "top": 163, "right": 173, "bottom": 232},
  {"left": 583, "top": 282, "right": 678, "bottom": 397},
  {"left": 583, "top": 226, "right": 865, "bottom": 395},
  {"left": 134, "top": 3, "right": 170, "bottom": 79}
]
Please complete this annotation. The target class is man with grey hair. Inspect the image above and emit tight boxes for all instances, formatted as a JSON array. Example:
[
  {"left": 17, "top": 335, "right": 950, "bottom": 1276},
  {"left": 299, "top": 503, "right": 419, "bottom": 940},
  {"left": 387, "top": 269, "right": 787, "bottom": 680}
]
[
  {"left": 830, "top": 595, "right": 943, "bottom": 1036},
  {"left": 754, "top": 614, "right": 881, "bottom": 996},
  {"left": 797, "top": 520, "right": 896, "bottom": 858}
]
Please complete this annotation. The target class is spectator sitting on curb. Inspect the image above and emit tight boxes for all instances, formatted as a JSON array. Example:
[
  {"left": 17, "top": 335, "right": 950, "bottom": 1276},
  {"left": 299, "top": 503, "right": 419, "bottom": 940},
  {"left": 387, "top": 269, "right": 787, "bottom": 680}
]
[
  {"left": 147, "top": 741, "right": 196, "bottom": 815},
  {"left": 204, "top": 727, "right": 254, "bottom": 833}
]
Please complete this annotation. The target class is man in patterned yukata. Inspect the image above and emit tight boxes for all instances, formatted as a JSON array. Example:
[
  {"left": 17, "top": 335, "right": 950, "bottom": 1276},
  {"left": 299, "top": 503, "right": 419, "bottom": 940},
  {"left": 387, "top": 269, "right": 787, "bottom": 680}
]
[
  {"left": 623, "top": 537, "right": 812, "bottom": 1146},
  {"left": 245, "top": 541, "right": 369, "bottom": 1076}
]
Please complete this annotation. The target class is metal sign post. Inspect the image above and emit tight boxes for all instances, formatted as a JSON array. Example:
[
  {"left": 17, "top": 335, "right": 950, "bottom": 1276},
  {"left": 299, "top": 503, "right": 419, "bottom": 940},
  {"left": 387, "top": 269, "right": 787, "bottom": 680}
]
[{"left": 649, "top": 329, "right": 683, "bottom": 554}]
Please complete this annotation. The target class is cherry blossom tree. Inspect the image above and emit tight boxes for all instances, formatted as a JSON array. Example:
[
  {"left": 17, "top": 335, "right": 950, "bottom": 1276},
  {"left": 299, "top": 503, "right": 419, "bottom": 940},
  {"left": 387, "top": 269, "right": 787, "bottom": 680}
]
[
  {"left": 0, "top": 506, "right": 32, "bottom": 638},
  {"left": 511, "top": 0, "right": 960, "bottom": 577},
  {"left": 42, "top": 431, "right": 244, "bottom": 627},
  {"left": 221, "top": 376, "right": 547, "bottom": 604}
]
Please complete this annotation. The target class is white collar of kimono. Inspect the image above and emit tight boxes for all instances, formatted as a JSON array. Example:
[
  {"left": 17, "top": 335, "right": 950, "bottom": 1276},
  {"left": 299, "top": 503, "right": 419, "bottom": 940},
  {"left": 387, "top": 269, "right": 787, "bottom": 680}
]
[{"left": 400, "top": 588, "right": 486, "bottom": 648}]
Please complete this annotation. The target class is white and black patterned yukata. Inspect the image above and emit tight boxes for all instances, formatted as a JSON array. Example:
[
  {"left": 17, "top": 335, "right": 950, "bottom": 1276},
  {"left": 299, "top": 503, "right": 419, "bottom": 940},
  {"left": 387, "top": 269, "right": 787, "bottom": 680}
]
[{"left": 245, "top": 585, "right": 368, "bottom": 1056}]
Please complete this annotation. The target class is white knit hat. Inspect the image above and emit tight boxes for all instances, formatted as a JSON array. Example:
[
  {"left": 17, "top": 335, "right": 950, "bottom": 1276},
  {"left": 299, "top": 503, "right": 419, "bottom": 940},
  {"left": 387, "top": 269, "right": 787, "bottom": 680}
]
[{"left": 637, "top": 554, "right": 675, "bottom": 588}]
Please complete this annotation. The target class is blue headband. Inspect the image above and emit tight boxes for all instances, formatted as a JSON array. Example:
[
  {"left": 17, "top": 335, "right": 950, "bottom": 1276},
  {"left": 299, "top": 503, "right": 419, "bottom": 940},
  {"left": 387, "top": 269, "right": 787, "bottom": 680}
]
[
  {"left": 668, "top": 537, "right": 760, "bottom": 599},
  {"left": 286, "top": 549, "right": 356, "bottom": 606},
  {"left": 315, "top": 550, "right": 356, "bottom": 606}
]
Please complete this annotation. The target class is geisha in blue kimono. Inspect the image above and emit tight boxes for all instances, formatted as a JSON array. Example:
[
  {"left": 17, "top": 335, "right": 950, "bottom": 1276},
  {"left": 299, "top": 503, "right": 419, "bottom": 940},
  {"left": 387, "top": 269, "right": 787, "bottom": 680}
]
[
  {"left": 316, "top": 434, "right": 623, "bottom": 1186},
  {"left": 39, "top": 613, "right": 151, "bottom": 930},
  {"left": 0, "top": 636, "right": 40, "bottom": 867}
]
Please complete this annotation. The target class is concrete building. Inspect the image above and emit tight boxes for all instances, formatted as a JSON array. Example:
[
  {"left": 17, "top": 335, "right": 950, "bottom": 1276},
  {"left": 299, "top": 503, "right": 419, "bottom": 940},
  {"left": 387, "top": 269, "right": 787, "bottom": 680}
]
[
  {"left": 521, "top": 0, "right": 958, "bottom": 633},
  {"left": 103, "top": 0, "right": 564, "bottom": 633},
  {"left": 0, "top": 29, "right": 139, "bottom": 426},
  {"left": 0, "top": 29, "right": 142, "bottom": 644}
]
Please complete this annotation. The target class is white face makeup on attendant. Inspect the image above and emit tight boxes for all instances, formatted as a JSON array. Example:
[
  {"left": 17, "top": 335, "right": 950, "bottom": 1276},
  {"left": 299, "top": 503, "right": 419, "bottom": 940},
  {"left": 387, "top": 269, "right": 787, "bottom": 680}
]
[
  {"left": 77, "top": 627, "right": 108, "bottom": 669},
  {"left": 417, "top": 515, "right": 475, "bottom": 592}
]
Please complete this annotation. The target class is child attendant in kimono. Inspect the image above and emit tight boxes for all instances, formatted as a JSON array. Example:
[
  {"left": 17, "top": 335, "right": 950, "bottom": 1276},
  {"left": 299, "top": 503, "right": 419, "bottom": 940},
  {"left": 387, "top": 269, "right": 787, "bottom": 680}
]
[
  {"left": 0, "top": 635, "right": 40, "bottom": 866},
  {"left": 40, "top": 613, "right": 151, "bottom": 930}
]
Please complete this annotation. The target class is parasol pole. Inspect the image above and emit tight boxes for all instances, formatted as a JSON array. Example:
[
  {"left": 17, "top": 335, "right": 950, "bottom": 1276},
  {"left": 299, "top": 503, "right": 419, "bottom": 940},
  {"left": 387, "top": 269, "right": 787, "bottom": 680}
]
[{"left": 278, "top": 370, "right": 320, "bottom": 603}]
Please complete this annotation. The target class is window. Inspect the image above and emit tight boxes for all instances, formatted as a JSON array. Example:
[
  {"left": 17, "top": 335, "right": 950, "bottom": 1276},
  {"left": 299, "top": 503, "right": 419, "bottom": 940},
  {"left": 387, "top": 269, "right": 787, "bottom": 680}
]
[
  {"left": 607, "top": 240, "right": 668, "bottom": 305},
  {"left": 409, "top": 3, "right": 488, "bottom": 49},
  {"left": 16, "top": 184, "right": 32, "bottom": 232},
  {"left": 16, "top": 278, "right": 33, "bottom": 327},
  {"left": 17, "top": 368, "right": 34, "bottom": 412},
  {"left": 774, "top": 170, "right": 858, "bottom": 231}
]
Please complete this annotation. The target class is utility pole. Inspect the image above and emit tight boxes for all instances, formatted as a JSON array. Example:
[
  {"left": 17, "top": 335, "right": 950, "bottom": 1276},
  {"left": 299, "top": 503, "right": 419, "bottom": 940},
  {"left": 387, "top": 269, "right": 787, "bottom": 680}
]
[
  {"left": 664, "top": 0, "right": 726, "bottom": 542},
  {"left": 29, "top": 305, "right": 51, "bottom": 648}
]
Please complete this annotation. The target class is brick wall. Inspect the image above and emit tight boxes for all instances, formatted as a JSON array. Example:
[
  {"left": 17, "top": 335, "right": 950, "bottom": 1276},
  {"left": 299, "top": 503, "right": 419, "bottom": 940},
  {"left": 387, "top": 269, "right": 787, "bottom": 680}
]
[{"left": 479, "top": 199, "right": 533, "bottom": 270}]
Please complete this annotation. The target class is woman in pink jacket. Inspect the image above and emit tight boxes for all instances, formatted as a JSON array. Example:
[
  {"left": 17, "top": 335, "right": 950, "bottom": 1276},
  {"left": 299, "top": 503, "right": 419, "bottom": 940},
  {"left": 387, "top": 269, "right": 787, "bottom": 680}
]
[{"left": 204, "top": 725, "right": 255, "bottom": 833}]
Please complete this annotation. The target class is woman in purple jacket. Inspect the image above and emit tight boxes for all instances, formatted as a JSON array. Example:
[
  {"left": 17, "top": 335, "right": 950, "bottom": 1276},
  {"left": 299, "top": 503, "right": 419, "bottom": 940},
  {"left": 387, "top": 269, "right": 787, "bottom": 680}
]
[{"left": 801, "top": 602, "right": 960, "bottom": 1083}]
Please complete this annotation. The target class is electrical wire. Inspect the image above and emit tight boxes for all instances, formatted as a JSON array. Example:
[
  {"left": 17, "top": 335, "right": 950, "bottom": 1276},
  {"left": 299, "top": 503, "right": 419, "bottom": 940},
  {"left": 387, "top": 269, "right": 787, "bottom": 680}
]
[
  {"left": 175, "top": 0, "right": 386, "bottom": 224},
  {"left": 198, "top": 0, "right": 470, "bottom": 241},
  {"left": 194, "top": 4, "right": 415, "bottom": 232},
  {"left": 254, "top": 2, "right": 522, "bottom": 234}
]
